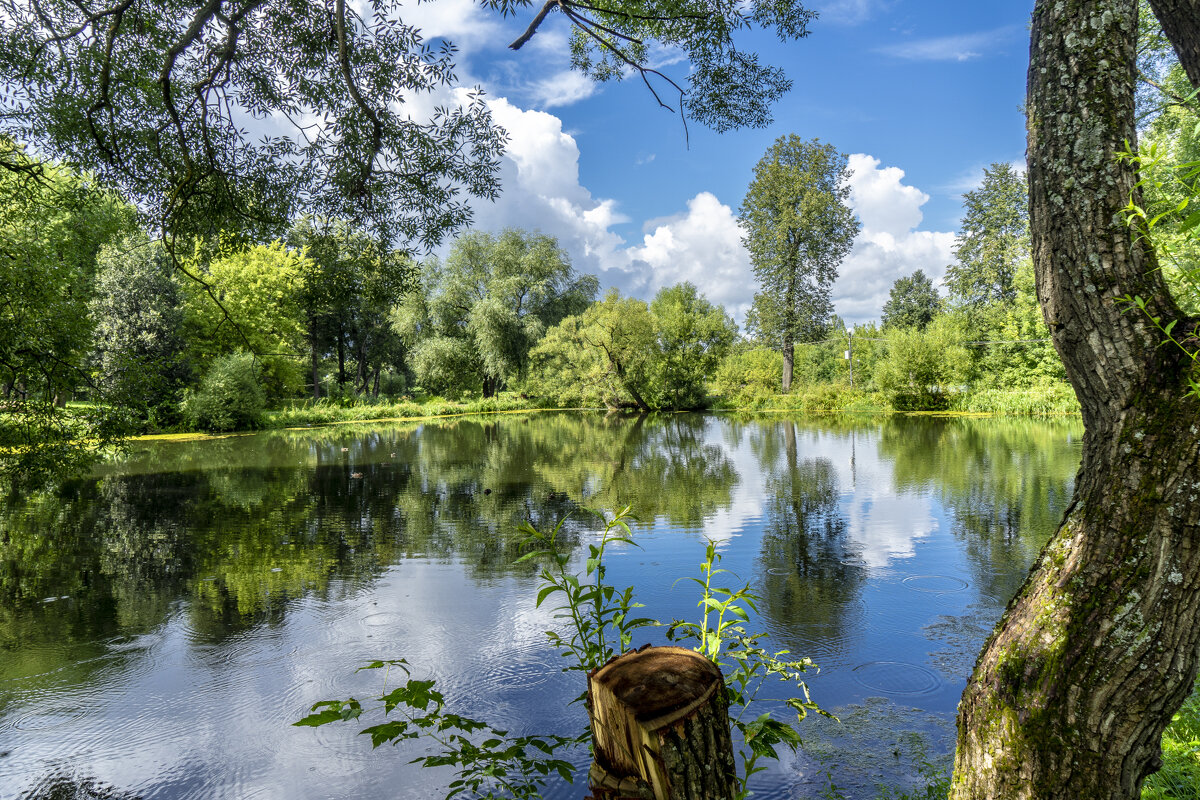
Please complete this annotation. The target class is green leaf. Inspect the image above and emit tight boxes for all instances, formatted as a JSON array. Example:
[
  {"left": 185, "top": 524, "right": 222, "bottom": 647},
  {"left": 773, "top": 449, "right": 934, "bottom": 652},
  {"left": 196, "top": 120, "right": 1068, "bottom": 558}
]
[
  {"left": 293, "top": 708, "right": 347, "bottom": 727},
  {"left": 535, "top": 584, "right": 558, "bottom": 608}
]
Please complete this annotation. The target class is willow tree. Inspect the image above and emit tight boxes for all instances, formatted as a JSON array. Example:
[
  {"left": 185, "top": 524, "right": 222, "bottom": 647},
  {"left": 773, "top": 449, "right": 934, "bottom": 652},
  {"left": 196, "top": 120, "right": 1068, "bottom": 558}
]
[
  {"left": 740, "top": 136, "right": 859, "bottom": 392},
  {"left": 950, "top": 2, "right": 1200, "bottom": 797}
]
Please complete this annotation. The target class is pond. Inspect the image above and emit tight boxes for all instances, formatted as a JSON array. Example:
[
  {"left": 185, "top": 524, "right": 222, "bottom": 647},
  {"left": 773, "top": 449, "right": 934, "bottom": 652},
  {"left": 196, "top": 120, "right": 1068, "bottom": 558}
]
[{"left": 0, "top": 412, "right": 1083, "bottom": 800}]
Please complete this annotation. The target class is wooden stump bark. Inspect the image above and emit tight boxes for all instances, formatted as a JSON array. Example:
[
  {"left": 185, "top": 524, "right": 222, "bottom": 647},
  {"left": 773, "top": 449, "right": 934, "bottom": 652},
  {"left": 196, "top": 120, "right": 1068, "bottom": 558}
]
[{"left": 585, "top": 645, "right": 737, "bottom": 800}]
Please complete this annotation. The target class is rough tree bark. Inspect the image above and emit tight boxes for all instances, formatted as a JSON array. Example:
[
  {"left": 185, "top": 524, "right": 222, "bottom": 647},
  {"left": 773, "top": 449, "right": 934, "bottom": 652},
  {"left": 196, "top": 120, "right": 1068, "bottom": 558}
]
[
  {"left": 950, "top": 2, "right": 1200, "bottom": 798},
  {"left": 586, "top": 645, "right": 737, "bottom": 800}
]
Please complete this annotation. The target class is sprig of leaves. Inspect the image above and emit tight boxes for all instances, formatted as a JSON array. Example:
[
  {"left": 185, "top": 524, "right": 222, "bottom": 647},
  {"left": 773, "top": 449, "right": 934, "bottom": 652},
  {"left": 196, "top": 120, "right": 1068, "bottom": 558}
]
[
  {"left": 516, "top": 506, "right": 658, "bottom": 682},
  {"left": 294, "top": 659, "right": 580, "bottom": 800},
  {"left": 1117, "top": 134, "right": 1200, "bottom": 396},
  {"left": 668, "top": 541, "right": 831, "bottom": 799}
]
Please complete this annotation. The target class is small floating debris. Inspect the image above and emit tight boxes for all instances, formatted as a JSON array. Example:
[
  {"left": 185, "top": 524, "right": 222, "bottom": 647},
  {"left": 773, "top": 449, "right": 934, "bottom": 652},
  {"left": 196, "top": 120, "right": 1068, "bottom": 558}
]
[
  {"left": 341, "top": 447, "right": 349, "bottom": 452},
  {"left": 271, "top": 567, "right": 283, "bottom": 573},
  {"left": 350, "top": 472, "right": 364, "bottom": 479},
  {"left": 42, "top": 597, "right": 57, "bottom": 603}
]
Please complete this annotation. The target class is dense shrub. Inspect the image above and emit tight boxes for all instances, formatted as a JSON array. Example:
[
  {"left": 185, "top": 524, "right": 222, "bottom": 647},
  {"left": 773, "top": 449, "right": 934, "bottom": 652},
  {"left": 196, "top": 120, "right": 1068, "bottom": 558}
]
[
  {"left": 711, "top": 349, "right": 783, "bottom": 403},
  {"left": 181, "top": 352, "right": 266, "bottom": 431},
  {"left": 875, "top": 317, "right": 972, "bottom": 411}
]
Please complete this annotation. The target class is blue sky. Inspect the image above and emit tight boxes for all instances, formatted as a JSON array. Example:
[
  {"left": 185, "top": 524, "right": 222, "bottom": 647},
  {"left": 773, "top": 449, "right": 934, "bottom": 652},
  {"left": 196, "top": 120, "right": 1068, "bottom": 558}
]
[{"left": 400, "top": 0, "right": 1035, "bottom": 325}]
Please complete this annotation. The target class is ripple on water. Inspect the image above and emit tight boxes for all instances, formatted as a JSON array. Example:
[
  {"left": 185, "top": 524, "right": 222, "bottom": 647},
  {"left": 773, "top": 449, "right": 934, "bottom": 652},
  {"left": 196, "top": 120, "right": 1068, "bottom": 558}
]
[
  {"left": 359, "top": 611, "right": 406, "bottom": 628},
  {"left": 9, "top": 701, "right": 91, "bottom": 732},
  {"left": 851, "top": 661, "right": 941, "bottom": 696},
  {"left": 476, "top": 648, "right": 554, "bottom": 691},
  {"left": 901, "top": 575, "right": 969, "bottom": 593}
]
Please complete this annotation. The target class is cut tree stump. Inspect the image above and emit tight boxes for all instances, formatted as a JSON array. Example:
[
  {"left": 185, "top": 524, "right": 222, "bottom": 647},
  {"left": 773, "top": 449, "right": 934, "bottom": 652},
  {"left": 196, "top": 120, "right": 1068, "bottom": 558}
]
[{"left": 585, "top": 645, "right": 737, "bottom": 800}]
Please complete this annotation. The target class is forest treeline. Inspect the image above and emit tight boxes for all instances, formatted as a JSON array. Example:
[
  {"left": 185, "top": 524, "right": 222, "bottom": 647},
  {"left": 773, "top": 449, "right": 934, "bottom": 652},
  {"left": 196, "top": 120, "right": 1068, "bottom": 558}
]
[{"left": 3, "top": 49, "right": 1197, "bottom": 487}]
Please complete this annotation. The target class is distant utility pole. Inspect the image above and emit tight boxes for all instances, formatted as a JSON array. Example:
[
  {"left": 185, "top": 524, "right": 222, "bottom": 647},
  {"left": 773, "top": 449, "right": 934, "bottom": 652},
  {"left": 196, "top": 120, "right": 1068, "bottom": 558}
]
[{"left": 846, "top": 331, "right": 854, "bottom": 387}]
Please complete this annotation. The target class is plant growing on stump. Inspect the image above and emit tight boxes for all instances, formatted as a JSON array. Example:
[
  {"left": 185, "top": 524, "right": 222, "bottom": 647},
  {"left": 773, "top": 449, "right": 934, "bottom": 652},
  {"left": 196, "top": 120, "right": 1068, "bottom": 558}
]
[{"left": 297, "top": 508, "right": 826, "bottom": 799}]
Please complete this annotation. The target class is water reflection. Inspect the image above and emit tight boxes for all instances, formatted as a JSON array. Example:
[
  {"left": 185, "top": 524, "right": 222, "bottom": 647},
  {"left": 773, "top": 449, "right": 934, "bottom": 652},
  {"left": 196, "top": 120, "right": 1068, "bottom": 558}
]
[
  {"left": 758, "top": 422, "right": 866, "bottom": 667},
  {"left": 878, "top": 416, "right": 1080, "bottom": 602},
  {"left": 0, "top": 412, "right": 1082, "bottom": 800}
]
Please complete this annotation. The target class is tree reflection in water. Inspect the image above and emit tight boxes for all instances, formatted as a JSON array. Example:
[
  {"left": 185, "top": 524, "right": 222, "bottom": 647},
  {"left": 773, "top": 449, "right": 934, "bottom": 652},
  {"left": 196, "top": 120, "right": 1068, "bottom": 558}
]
[{"left": 756, "top": 420, "right": 867, "bottom": 663}]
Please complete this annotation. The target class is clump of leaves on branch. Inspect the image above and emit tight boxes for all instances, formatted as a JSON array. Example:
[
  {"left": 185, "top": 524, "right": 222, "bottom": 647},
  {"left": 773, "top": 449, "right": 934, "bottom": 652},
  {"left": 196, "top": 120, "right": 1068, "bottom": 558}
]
[
  {"left": 0, "top": 0, "right": 506, "bottom": 250},
  {"left": 506, "top": 0, "right": 816, "bottom": 133}
]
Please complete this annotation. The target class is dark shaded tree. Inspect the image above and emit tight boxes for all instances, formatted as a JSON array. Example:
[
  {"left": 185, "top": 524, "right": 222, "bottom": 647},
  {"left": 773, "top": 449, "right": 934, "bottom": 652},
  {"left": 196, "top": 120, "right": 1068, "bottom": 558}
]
[
  {"left": 289, "top": 219, "right": 413, "bottom": 399},
  {"left": 90, "top": 234, "right": 192, "bottom": 428}
]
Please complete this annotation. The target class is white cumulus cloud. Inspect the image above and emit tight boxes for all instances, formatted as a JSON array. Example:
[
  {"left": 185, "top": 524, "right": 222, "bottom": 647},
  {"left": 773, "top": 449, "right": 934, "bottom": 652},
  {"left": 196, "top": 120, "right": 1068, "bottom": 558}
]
[
  {"left": 465, "top": 99, "right": 954, "bottom": 327},
  {"left": 625, "top": 193, "right": 753, "bottom": 319},
  {"left": 834, "top": 155, "right": 956, "bottom": 324}
]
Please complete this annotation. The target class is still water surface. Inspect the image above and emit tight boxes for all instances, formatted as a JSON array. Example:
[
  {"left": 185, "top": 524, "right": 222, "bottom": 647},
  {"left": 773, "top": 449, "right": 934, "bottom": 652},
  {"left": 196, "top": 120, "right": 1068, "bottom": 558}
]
[{"left": 0, "top": 413, "right": 1082, "bottom": 799}]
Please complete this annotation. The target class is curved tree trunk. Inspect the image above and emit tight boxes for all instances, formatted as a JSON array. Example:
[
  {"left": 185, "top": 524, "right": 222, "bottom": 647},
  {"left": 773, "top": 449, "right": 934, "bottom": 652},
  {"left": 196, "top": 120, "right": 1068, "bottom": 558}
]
[{"left": 950, "top": 2, "right": 1200, "bottom": 798}]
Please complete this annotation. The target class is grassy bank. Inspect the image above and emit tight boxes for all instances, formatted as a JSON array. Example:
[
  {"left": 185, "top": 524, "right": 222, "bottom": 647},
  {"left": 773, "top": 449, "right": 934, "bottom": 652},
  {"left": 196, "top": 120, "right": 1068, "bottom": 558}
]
[
  {"left": 263, "top": 394, "right": 570, "bottom": 428},
  {"left": 1143, "top": 683, "right": 1200, "bottom": 799},
  {"left": 107, "top": 382, "right": 1082, "bottom": 441},
  {"left": 711, "top": 382, "right": 1080, "bottom": 417}
]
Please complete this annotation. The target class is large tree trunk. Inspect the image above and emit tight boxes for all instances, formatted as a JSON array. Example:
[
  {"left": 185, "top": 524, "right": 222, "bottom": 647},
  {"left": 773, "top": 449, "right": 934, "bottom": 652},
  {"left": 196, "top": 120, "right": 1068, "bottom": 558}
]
[
  {"left": 336, "top": 329, "right": 347, "bottom": 388},
  {"left": 311, "top": 332, "right": 321, "bottom": 400},
  {"left": 950, "top": 2, "right": 1200, "bottom": 798},
  {"left": 1146, "top": 0, "right": 1200, "bottom": 87}
]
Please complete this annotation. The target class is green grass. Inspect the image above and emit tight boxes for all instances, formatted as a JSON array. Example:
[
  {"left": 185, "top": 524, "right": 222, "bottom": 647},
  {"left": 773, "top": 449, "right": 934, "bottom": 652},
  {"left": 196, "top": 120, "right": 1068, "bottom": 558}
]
[
  {"left": 949, "top": 382, "right": 1080, "bottom": 416},
  {"left": 1144, "top": 683, "right": 1200, "bottom": 799},
  {"left": 711, "top": 385, "right": 890, "bottom": 413},
  {"left": 263, "top": 393, "right": 566, "bottom": 428},
  {"left": 709, "top": 381, "right": 1081, "bottom": 417}
]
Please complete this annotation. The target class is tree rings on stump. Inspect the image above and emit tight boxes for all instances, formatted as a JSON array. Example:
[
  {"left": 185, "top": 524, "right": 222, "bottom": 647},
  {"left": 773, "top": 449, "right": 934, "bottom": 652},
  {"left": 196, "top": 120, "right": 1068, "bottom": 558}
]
[{"left": 586, "top": 645, "right": 737, "bottom": 800}]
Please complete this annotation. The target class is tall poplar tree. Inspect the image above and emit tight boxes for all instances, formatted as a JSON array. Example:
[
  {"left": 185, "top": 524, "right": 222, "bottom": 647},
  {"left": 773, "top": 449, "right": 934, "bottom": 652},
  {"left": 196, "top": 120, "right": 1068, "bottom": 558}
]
[{"left": 740, "top": 136, "right": 859, "bottom": 391}]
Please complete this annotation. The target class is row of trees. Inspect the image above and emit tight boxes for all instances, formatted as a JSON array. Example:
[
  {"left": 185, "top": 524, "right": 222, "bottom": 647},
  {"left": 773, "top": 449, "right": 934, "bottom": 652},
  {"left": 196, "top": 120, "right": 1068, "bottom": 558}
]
[
  {"left": 1, "top": 175, "right": 742, "bottom": 455},
  {"left": 727, "top": 140, "right": 1065, "bottom": 410},
  {"left": 397, "top": 232, "right": 739, "bottom": 410}
]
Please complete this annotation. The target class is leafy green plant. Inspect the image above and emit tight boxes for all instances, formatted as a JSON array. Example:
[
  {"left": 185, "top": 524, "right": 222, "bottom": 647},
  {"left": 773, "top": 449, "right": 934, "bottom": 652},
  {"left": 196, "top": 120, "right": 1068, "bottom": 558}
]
[
  {"left": 667, "top": 541, "right": 828, "bottom": 798},
  {"left": 1142, "top": 680, "right": 1200, "bottom": 800},
  {"left": 1118, "top": 129, "right": 1200, "bottom": 396},
  {"left": 295, "top": 659, "right": 579, "bottom": 800},
  {"left": 515, "top": 506, "right": 658, "bottom": 680},
  {"left": 180, "top": 351, "right": 266, "bottom": 432}
]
